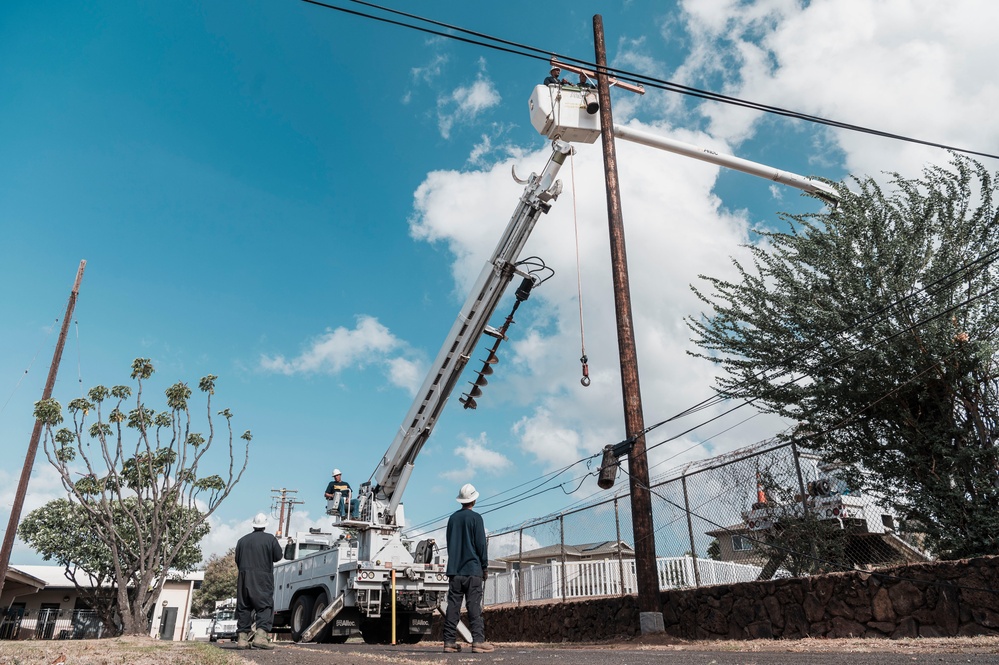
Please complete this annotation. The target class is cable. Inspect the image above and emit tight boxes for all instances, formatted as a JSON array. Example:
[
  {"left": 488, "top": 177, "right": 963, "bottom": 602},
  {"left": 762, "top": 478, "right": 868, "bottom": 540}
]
[
  {"left": 0, "top": 319, "right": 59, "bottom": 418},
  {"left": 298, "top": 0, "right": 999, "bottom": 161}
]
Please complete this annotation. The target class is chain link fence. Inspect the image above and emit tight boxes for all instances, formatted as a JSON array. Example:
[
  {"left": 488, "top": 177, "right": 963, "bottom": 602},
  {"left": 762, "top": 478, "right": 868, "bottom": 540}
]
[{"left": 484, "top": 439, "right": 930, "bottom": 606}]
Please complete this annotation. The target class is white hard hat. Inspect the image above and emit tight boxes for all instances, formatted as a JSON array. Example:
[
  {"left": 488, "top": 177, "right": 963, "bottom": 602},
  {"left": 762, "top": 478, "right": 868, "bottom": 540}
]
[
  {"left": 456, "top": 483, "right": 479, "bottom": 504},
  {"left": 332, "top": 468, "right": 342, "bottom": 476},
  {"left": 550, "top": 65, "right": 560, "bottom": 73},
  {"left": 251, "top": 513, "right": 268, "bottom": 529}
]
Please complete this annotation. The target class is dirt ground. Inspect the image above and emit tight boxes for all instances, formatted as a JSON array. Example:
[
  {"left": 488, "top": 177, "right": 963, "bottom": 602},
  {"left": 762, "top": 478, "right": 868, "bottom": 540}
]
[{"left": 1, "top": 635, "right": 997, "bottom": 665}]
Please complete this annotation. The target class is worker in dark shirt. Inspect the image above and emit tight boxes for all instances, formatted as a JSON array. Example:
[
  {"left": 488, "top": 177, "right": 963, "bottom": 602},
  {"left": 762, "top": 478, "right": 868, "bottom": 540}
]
[
  {"left": 543, "top": 65, "right": 568, "bottom": 86},
  {"left": 577, "top": 71, "right": 595, "bottom": 88},
  {"left": 442, "top": 484, "right": 494, "bottom": 654},
  {"left": 234, "top": 513, "right": 284, "bottom": 649},
  {"left": 325, "top": 468, "right": 359, "bottom": 519}
]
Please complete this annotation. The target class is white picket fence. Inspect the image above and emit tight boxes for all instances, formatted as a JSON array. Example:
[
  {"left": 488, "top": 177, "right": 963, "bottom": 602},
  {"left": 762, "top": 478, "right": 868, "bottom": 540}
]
[{"left": 484, "top": 556, "right": 767, "bottom": 606}]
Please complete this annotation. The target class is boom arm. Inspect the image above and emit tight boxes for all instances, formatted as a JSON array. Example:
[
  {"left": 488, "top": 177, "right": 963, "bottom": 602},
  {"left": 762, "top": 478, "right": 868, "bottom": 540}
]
[{"left": 367, "top": 141, "right": 574, "bottom": 523}]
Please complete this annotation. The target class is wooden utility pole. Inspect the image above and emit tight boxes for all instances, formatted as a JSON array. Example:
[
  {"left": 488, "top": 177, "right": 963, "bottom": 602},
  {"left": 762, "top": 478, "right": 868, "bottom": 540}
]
[
  {"left": 271, "top": 488, "right": 303, "bottom": 538},
  {"left": 0, "top": 260, "right": 87, "bottom": 598},
  {"left": 593, "top": 15, "right": 664, "bottom": 634}
]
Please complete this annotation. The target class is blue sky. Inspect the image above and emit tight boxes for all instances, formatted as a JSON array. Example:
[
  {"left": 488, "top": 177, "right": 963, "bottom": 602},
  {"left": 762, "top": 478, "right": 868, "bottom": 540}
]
[{"left": 2, "top": 0, "right": 996, "bottom": 563}]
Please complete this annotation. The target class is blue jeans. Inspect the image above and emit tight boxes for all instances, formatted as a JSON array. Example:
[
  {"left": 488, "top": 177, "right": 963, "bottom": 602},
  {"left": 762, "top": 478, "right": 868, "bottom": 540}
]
[
  {"left": 336, "top": 496, "right": 360, "bottom": 519},
  {"left": 442, "top": 575, "right": 484, "bottom": 644}
]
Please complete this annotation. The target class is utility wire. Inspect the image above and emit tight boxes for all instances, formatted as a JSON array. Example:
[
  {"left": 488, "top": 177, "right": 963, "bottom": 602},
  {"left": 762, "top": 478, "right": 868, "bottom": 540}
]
[{"left": 299, "top": 0, "right": 999, "bottom": 161}]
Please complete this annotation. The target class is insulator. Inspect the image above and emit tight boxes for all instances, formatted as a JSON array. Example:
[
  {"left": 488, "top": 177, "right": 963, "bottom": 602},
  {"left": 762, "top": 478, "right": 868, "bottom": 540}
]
[
  {"left": 596, "top": 445, "right": 618, "bottom": 490},
  {"left": 515, "top": 277, "right": 534, "bottom": 302}
]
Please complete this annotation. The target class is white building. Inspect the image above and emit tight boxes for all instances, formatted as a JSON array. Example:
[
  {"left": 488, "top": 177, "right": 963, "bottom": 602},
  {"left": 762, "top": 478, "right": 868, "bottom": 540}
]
[{"left": 1, "top": 565, "right": 203, "bottom": 641}]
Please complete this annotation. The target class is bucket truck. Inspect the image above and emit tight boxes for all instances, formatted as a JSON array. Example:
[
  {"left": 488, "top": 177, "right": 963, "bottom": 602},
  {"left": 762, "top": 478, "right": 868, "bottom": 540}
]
[{"left": 272, "top": 75, "right": 839, "bottom": 646}]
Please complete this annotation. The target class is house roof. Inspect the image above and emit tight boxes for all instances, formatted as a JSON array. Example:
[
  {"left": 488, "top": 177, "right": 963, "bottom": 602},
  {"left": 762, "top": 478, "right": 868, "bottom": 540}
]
[
  {"left": 11, "top": 564, "right": 203, "bottom": 589},
  {"left": 497, "top": 540, "right": 634, "bottom": 562},
  {"left": 705, "top": 524, "right": 750, "bottom": 537},
  {"left": 6, "top": 566, "right": 46, "bottom": 589}
]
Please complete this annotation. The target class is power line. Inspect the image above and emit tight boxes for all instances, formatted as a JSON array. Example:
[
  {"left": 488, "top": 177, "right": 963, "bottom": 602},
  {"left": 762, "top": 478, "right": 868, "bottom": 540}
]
[{"left": 299, "top": 0, "right": 999, "bottom": 161}]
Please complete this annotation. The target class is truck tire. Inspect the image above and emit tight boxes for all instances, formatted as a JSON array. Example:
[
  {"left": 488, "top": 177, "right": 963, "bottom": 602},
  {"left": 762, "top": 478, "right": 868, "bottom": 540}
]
[
  {"left": 311, "top": 592, "right": 333, "bottom": 643},
  {"left": 290, "top": 595, "right": 314, "bottom": 642}
]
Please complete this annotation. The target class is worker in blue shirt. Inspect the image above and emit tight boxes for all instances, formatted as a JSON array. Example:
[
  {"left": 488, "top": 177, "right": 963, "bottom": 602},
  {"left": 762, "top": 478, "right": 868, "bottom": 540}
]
[
  {"left": 324, "top": 468, "right": 359, "bottom": 519},
  {"left": 442, "top": 483, "right": 494, "bottom": 653},
  {"left": 544, "top": 65, "right": 568, "bottom": 86}
]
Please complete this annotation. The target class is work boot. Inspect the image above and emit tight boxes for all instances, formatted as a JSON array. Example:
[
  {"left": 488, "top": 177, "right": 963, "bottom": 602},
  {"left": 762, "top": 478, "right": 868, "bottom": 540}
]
[
  {"left": 471, "top": 642, "right": 495, "bottom": 653},
  {"left": 251, "top": 627, "right": 276, "bottom": 649},
  {"left": 236, "top": 632, "right": 252, "bottom": 649},
  {"left": 443, "top": 642, "right": 461, "bottom": 653}
]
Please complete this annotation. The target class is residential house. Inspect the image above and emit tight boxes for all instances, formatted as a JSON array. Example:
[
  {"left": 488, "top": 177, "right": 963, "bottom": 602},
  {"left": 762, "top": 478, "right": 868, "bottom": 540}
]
[{"left": 0, "top": 565, "right": 202, "bottom": 641}]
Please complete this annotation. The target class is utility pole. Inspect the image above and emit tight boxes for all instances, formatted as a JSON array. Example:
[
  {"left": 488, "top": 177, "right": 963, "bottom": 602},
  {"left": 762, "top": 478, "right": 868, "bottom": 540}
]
[
  {"left": 0, "top": 260, "right": 87, "bottom": 598},
  {"left": 270, "top": 488, "right": 303, "bottom": 538},
  {"left": 593, "top": 15, "right": 664, "bottom": 634}
]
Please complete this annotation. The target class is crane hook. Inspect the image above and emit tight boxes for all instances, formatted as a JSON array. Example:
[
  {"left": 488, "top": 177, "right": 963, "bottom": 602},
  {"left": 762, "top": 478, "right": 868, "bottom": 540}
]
[{"left": 580, "top": 355, "right": 590, "bottom": 387}]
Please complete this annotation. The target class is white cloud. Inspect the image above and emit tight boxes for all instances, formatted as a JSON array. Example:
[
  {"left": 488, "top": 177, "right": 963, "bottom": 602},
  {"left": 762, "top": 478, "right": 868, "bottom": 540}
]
[
  {"left": 411, "top": 51, "right": 449, "bottom": 85},
  {"left": 259, "top": 315, "right": 425, "bottom": 395},
  {"left": 437, "top": 58, "right": 501, "bottom": 139},
  {"left": 678, "top": 0, "right": 999, "bottom": 178},
  {"left": 441, "top": 432, "right": 512, "bottom": 481}
]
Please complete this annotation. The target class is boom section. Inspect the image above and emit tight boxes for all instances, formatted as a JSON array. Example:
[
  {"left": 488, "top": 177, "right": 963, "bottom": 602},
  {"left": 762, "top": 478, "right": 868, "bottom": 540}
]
[{"left": 370, "top": 141, "right": 573, "bottom": 514}]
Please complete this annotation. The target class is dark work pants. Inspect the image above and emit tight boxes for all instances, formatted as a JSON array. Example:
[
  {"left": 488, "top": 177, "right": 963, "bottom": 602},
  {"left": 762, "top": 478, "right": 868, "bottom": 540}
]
[
  {"left": 236, "top": 570, "right": 275, "bottom": 633},
  {"left": 442, "top": 575, "right": 484, "bottom": 644}
]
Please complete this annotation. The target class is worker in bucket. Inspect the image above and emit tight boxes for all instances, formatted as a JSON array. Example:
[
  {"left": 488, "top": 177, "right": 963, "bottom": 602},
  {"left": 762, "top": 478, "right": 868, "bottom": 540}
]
[
  {"left": 325, "top": 468, "right": 359, "bottom": 519},
  {"left": 442, "top": 483, "right": 494, "bottom": 653},
  {"left": 234, "top": 513, "right": 283, "bottom": 649},
  {"left": 543, "top": 65, "right": 568, "bottom": 86}
]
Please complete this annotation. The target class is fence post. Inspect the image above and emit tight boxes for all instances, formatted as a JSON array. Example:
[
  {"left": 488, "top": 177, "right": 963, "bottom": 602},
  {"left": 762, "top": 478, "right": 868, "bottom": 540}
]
[
  {"left": 790, "top": 439, "right": 809, "bottom": 516},
  {"left": 559, "top": 515, "right": 567, "bottom": 603},
  {"left": 517, "top": 528, "right": 524, "bottom": 606},
  {"left": 681, "top": 474, "right": 701, "bottom": 588},
  {"left": 614, "top": 498, "right": 625, "bottom": 596}
]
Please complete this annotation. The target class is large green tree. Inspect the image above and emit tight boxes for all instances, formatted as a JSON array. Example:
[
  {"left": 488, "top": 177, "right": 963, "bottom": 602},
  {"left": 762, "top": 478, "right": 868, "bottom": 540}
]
[
  {"left": 24, "top": 359, "right": 251, "bottom": 635},
  {"left": 688, "top": 156, "right": 999, "bottom": 559},
  {"left": 19, "top": 498, "right": 207, "bottom": 634}
]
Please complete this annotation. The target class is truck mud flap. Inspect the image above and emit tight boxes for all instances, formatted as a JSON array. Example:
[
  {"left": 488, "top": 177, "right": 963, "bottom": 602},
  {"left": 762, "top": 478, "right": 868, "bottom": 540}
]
[{"left": 301, "top": 592, "right": 346, "bottom": 643}]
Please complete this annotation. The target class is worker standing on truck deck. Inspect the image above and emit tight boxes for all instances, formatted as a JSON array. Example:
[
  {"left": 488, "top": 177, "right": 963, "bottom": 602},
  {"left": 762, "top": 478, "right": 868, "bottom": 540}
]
[
  {"left": 442, "top": 484, "right": 495, "bottom": 654},
  {"left": 235, "top": 513, "right": 283, "bottom": 649},
  {"left": 325, "top": 468, "right": 359, "bottom": 519}
]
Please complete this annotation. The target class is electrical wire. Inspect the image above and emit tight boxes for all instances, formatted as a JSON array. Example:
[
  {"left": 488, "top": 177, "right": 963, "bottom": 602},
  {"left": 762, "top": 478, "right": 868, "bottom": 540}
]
[
  {"left": 0, "top": 319, "right": 59, "bottom": 418},
  {"left": 297, "top": 0, "right": 999, "bottom": 161}
]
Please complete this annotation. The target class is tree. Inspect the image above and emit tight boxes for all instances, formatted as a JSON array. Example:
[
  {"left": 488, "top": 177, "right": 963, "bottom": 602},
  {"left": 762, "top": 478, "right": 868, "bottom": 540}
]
[
  {"left": 191, "top": 548, "right": 238, "bottom": 618},
  {"left": 26, "top": 358, "right": 251, "bottom": 635},
  {"left": 688, "top": 156, "right": 999, "bottom": 559},
  {"left": 19, "top": 498, "right": 207, "bottom": 634}
]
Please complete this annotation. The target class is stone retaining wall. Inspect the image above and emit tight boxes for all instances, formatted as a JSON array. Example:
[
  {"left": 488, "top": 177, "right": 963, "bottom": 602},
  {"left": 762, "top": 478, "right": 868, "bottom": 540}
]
[{"left": 438, "top": 556, "right": 999, "bottom": 643}]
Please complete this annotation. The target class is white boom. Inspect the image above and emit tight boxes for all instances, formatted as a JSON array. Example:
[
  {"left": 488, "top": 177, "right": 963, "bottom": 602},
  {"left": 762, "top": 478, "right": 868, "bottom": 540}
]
[
  {"left": 528, "top": 84, "right": 839, "bottom": 203},
  {"left": 362, "top": 139, "right": 574, "bottom": 525}
]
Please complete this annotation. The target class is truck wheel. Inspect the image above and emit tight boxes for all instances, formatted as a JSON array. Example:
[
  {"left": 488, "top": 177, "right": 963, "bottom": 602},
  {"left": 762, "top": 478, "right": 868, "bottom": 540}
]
[
  {"left": 290, "top": 595, "right": 314, "bottom": 642},
  {"left": 311, "top": 592, "right": 333, "bottom": 643}
]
